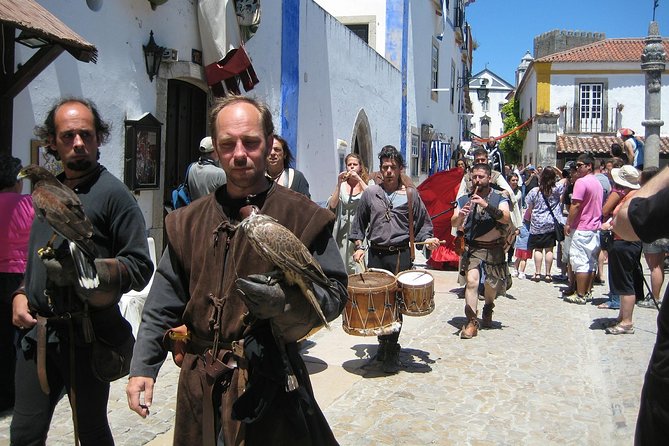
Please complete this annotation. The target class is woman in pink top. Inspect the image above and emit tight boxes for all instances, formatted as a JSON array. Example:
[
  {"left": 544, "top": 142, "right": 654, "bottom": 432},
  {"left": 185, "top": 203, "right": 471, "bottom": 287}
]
[{"left": 0, "top": 155, "right": 34, "bottom": 411}]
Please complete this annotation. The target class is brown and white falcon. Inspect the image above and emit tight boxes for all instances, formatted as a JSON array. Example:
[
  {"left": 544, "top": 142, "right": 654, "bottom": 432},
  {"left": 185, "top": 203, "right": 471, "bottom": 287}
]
[
  {"left": 18, "top": 164, "right": 99, "bottom": 289},
  {"left": 238, "top": 205, "right": 330, "bottom": 328}
]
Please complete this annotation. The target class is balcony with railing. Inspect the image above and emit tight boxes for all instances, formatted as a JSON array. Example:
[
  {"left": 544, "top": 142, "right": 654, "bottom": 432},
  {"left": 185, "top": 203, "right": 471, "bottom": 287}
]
[{"left": 556, "top": 104, "right": 623, "bottom": 135}]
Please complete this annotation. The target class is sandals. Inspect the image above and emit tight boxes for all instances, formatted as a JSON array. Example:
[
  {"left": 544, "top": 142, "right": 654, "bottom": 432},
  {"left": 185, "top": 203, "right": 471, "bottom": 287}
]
[
  {"left": 533, "top": 274, "right": 542, "bottom": 282},
  {"left": 544, "top": 276, "right": 553, "bottom": 283},
  {"left": 605, "top": 323, "right": 635, "bottom": 335},
  {"left": 597, "top": 301, "right": 620, "bottom": 310}
]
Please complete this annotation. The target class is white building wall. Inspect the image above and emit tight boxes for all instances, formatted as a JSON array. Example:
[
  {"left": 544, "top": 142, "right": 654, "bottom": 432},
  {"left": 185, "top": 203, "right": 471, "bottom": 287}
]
[
  {"left": 298, "top": 1, "right": 401, "bottom": 196},
  {"left": 13, "top": 0, "right": 202, "bottom": 229},
  {"left": 313, "top": 0, "right": 387, "bottom": 55},
  {"left": 517, "top": 69, "right": 538, "bottom": 165}
]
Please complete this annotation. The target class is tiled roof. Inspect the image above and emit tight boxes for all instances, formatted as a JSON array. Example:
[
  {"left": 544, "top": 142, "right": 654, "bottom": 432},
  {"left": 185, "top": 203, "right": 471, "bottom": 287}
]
[
  {"left": 557, "top": 134, "right": 669, "bottom": 154},
  {"left": 0, "top": 0, "right": 97, "bottom": 62},
  {"left": 536, "top": 38, "right": 669, "bottom": 63}
]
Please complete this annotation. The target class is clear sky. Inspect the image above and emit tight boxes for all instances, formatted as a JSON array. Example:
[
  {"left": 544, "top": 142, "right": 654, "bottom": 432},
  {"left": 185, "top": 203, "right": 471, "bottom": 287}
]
[{"left": 466, "top": 0, "right": 669, "bottom": 85}]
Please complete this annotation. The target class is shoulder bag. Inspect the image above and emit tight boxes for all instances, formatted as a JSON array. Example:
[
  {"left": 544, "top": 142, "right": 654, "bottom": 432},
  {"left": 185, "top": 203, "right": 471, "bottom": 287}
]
[{"left": 541, "top": 191, "right": 565, "bottom": 242}]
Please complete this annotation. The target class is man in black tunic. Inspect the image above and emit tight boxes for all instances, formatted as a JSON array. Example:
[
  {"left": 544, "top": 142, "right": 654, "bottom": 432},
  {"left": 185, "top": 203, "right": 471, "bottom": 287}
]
[{"left": 10, "top": 98, "right": 153, "bottom": 445}]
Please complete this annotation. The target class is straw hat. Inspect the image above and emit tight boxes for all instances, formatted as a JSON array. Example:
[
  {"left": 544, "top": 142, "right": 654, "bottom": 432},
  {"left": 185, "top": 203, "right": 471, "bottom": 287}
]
[{"left": 611, "top": 165, "right": 640, "bottom": 189}]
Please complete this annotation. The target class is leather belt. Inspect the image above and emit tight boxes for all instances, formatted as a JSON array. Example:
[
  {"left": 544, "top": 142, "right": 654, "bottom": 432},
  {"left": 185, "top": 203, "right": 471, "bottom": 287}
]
[
  {"left": 469, "top": 238, "right": 504, "bottom": 249},
  {"left": 370, "top": 244, "right": 409, "bottom": 252}
]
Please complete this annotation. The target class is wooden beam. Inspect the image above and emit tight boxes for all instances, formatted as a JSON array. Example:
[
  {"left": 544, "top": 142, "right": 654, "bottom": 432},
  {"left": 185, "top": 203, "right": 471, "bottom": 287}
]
[
  {"left": 1, "top": 45, "right": 64, "bottom": 100},
  {"left": 0, "top": 25, "right": 16, "bottom": 156}
]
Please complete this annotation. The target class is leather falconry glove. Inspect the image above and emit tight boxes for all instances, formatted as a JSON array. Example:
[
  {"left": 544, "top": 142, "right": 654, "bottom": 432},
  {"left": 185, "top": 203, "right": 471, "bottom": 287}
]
[
  {"left": 75, "top": 258, "right": 130, "bottom": 308},
  {"left": 235, "top": 273, "right": 295, "bottom": 319},
  {"left": 40, "top": 244, "right": 79, "bottom": 287}
]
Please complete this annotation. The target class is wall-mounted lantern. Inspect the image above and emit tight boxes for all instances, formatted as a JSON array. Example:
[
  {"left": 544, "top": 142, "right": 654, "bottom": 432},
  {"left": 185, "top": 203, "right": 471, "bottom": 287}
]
[{"left": 142, "top": 31, "right": 164, "bottom": 82}]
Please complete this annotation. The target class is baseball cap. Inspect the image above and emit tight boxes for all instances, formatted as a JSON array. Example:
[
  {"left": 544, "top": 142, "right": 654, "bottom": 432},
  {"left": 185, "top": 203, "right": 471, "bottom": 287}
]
[{"left": 199, "top": 136, "right": 214, "bottom": 153}]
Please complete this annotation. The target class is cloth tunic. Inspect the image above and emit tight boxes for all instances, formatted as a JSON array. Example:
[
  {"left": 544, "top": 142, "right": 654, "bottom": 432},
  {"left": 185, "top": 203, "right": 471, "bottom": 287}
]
[
  {"left": 130, "top": 183, "right": 347, "bottom": 445},
  {"left": 331, "top": 182, "right": 364, "bottom": 274},
  {"left": 0, "top": 193, "right": 34, "bottom": 273},
  {"left": 349, "top": 184, "right": 434, "bottom": 247},
  {"left": 11, "top": 166, "right": 153, "bottom": 445}
]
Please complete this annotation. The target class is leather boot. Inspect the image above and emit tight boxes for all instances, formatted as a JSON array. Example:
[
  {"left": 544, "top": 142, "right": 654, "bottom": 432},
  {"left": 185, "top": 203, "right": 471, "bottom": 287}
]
[
  {"left": 382, "top": 342, "right": 401, "bottom": 374},
  {"left": 375, "top": 340, "right": 388, "bottom": 362},
  {"left": 461, "top": 304, "right": 479, "bottom": 339},
  {"left": 482, "top": 302, "right": 495, "bottom": 328}
]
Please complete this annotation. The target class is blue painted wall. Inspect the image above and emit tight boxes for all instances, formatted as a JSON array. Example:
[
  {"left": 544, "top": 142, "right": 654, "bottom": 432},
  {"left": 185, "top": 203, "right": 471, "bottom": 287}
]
[{"left": 281, "top": 0, "right": 300, "bottom": 164}]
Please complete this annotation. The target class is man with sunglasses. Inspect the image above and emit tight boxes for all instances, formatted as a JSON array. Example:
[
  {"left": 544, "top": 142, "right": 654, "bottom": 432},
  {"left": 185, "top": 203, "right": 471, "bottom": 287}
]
[{"left": 563, "top": 154, "right": 603, "bottom": 304}]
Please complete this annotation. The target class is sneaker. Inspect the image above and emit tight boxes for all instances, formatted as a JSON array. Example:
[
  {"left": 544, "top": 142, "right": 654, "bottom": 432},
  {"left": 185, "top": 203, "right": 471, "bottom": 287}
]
[
  {"left": 637, "top": 296, "right": 660, "bottom": 309},
  {"left": 605, "top": 323, "right": 635, "bottom": 335},
  {"left": 510, "top": 269, "right": 518, "bottom": 277},
  {"left": 584, "top": 291, "right": 593, "bottom": 303},
  {"left": 564, "top": 293, "right": 587, "bottom": 305},
  {"left": 593, "top": 277, "right": 605, "bottom": 285},
  {"left": 516, "top": 273, "right": 525, "bottom": 280}
]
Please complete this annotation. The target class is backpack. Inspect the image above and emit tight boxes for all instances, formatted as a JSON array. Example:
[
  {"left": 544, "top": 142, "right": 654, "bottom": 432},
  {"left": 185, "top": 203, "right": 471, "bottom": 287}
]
[{"left": 171, "top": 164, "right": 193, "bottom": 209}]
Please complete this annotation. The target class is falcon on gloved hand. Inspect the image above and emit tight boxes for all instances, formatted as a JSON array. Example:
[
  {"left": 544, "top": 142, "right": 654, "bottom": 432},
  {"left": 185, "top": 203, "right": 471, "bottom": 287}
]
[
  {"left": 237, "top": 205, "right": 330, "bottom": 328},
  {"left": 18, "top": 164, "right": 99, "bottom": 289}
]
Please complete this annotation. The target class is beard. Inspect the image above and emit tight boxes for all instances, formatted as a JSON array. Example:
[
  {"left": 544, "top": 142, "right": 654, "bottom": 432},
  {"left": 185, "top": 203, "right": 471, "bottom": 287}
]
[{"left": 66, "top": 159, "right": 93, "bottom": 172}]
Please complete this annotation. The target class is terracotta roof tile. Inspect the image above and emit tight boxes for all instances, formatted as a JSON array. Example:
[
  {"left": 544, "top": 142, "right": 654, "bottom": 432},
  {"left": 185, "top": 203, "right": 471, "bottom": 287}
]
[
  {"left": 0, "top": 0, "right": 97, "bottom": 63},
  {"left": 536, "top": 38, "right": 669, "bottom": 63},
  {"left": 557, "top": 134, "right": 669, "bottom": 154}
]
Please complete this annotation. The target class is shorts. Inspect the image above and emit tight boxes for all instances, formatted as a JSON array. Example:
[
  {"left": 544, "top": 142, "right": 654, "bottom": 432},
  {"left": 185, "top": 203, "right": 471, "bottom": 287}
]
[
  {"left": 643, "top": 239, "right": 669, "bottom": 255},
  {"left": 569, "top": 230, "right": 600, "bottom": 273},
  {"left": 561, "top": 234, "right": 572, "bottom": 264},
  {"left": 528, "top": 232, "right": 556, "bottom": 250},
  {"left": 608, "top": 239, "right": 642, "bottom": 295},
  {"left": 514, "top": 248, "right": 531, "bottom": 260}
]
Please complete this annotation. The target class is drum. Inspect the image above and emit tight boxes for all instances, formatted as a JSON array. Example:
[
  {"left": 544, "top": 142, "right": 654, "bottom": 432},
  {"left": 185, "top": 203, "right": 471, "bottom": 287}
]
[
  {"left": 397, "top": 270, "right": 435, "bottom": 316},
  {"left": 343, "top": 269, "right": 400, "bottom": 336}
]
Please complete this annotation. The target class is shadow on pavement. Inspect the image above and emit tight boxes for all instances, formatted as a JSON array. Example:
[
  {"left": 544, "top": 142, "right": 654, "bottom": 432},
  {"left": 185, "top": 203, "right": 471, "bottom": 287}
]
[
  {"left": 590, "top": 317, "right": 617, "bottom": 330},
  {"left": 340, "top": 344, "right": 435, "bottom": 377}
]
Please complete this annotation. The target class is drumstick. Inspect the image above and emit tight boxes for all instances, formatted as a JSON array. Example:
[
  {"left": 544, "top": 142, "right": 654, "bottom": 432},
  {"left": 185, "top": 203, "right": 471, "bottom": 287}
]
[
  {"left": 356, "top": 258, "right": 367, "bottom": 273},
  {"left": 414, "top": 240, "right": 448, "bottom": 246}
]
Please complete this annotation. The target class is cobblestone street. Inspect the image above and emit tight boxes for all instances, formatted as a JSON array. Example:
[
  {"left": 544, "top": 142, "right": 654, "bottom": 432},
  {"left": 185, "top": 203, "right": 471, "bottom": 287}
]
[{"left": 0, "top": 262, "right": 661, "bottom": 445}]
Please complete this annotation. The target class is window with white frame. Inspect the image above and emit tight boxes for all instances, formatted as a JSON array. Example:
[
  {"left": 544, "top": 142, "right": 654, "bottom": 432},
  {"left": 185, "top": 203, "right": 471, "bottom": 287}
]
[
  {"left": 431, "top": 38, "right": 439, "bottom": 102},
  {"left": 579, "top": 83, "right": 603, "bottom": 132},
  {"left": 411, "top": 132, "right": 420, "bottom": 177}
]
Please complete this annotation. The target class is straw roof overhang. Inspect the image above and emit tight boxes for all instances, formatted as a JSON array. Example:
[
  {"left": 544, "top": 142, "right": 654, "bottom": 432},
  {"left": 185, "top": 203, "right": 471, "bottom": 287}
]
[{"left": 0, "top": 0, "right": 97, "bottom": 63}]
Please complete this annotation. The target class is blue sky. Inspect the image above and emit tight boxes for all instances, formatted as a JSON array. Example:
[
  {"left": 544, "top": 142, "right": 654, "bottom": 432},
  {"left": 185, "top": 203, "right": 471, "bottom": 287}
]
[{"left": 465, "top": 0, "right": 669, "bottom": 85}]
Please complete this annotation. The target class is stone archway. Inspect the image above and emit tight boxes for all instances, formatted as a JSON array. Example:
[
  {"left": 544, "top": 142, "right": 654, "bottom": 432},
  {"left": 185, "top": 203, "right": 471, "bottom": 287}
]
[{"left": 351, "top": 109, "right": 374, "bottom": 172}]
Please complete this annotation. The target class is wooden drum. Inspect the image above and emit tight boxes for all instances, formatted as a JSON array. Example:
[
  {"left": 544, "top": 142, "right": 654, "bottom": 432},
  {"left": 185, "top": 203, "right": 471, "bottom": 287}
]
[
  {"left": 343, "top": 269, "right": 400, "bottom": 336},
  {"left": 397, "top": 270, "right": 435, "bottom": 316}
]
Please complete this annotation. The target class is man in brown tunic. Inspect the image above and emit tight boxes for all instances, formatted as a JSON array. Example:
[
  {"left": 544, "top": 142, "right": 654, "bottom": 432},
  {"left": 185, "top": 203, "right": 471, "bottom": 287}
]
[{"left": 127, "top": 96, "right": 347, "bottom": 445}]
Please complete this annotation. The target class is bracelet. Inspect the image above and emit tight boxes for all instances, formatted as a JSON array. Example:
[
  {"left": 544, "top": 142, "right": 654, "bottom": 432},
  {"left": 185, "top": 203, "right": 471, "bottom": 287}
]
[
  {"left": 356, "top": 246, "right": 367, "bottom": 251},
  {"left": 483, "top": 203, "right": 504, "bottom": 220}
]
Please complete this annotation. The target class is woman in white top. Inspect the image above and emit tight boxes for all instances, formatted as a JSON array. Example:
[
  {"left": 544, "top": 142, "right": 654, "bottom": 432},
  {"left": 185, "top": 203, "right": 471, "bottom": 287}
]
[
  {"left": 327, "top": 153, "right": 369, "bottom": 274},
  {"left": 266, "top": 135, "right": 311, "bottom": 198}
]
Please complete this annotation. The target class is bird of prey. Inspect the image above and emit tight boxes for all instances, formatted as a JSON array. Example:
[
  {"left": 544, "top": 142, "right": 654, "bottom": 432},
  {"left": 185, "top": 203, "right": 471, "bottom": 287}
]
[
  {"left": 238, "top": 205, "right": 332, "bottom": 391},
  {"left": 18, "top": 165, "right": 99, "bottom": 289},
  {"left": 238, "top": 205, "right": 330, "bottom": 329}
]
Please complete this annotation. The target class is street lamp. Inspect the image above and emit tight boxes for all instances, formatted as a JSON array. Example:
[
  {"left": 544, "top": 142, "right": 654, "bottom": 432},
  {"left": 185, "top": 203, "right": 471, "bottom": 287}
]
[
  {"left": 476, "top": 78, "right": 489, "bottom": 102},
  {"left": 143, "top": 31, "right": 164, "bottom": 82}
]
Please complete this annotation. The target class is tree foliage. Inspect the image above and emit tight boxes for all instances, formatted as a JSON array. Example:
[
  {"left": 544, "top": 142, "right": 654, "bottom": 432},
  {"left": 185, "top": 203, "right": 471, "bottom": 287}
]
[{"left": 499, "top": 99, "right": 526, "bottom": 163}]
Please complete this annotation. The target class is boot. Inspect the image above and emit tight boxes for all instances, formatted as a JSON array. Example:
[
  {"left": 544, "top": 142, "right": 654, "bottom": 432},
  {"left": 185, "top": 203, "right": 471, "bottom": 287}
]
[
  {"left": 461, "top": 304, "right": 479, "bottom": 339},
  {"left": 382, "top": 342, "right": 401, "bottom": 374},
  {"left": 375, "top": 340, "right": 388, "bottom": 362},
  {"left": 482, "top": 302, "right": 495, "bottom": 329}
]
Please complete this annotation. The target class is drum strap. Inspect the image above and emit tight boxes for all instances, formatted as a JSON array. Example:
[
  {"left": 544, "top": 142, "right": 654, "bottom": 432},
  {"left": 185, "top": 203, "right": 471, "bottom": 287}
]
[{"left": 407, "top": 187, "right": 415, "bottom": 262}]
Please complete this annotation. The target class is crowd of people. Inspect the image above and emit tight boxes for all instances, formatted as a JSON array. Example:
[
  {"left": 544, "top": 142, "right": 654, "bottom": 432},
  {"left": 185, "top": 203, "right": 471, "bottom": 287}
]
[{"left": 1, "top": 92, "right": 666, "bottom": 445}]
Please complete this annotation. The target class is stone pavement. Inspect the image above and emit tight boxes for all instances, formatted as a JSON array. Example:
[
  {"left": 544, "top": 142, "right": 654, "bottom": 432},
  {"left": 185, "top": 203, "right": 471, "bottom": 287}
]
[{"left": 0, "top": 260, "right": 662, "bottom": 445}]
